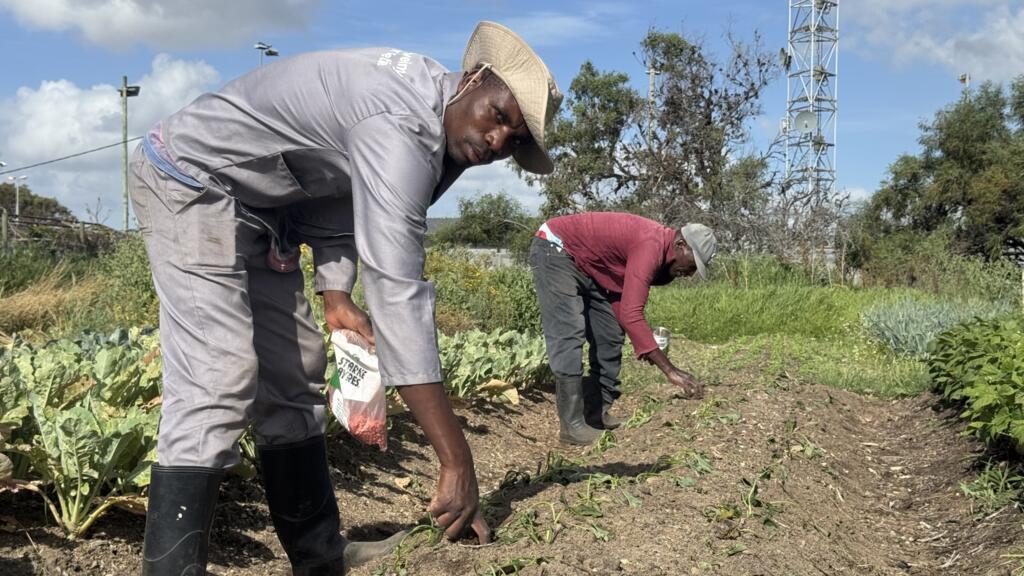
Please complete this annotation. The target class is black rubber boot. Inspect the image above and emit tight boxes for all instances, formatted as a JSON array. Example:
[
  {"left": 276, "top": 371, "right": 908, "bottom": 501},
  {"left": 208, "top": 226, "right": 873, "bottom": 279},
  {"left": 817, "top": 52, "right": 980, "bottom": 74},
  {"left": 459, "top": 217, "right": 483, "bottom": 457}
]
[
  {"left": 259, "top": 435, "right": 407, "bottom": 575},
  {"left": 583, "top": 377, "right": 625, "bottom": 430},
  {"left": 601, "top": 407, "right": 626, "bottom": 430},
  {"left": 259, "top": 436, "right": 347, "bottom": 576},
  {"left": 142, "top": 465, "right": 224, "bottom": 576},
  {"left": 556, "top": 376, "right": 603, "bottom": 445}
]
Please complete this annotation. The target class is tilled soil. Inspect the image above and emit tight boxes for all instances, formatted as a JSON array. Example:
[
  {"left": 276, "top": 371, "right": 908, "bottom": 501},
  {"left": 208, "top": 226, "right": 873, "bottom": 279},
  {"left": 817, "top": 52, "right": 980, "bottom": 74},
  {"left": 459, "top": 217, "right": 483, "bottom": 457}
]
[{"left": 1, "top": 368, "right": 1021, "bottom": 575}]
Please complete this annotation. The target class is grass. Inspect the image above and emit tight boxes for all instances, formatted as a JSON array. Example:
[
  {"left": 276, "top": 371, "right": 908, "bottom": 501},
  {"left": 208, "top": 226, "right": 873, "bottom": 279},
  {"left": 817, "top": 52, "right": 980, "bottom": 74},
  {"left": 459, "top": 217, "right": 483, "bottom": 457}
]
[
  {"left": 0, "top": 264, "right": 103, "bottom": 338},
  {"left": 647, "top": 283, "right": 936, "bottom": 344}
]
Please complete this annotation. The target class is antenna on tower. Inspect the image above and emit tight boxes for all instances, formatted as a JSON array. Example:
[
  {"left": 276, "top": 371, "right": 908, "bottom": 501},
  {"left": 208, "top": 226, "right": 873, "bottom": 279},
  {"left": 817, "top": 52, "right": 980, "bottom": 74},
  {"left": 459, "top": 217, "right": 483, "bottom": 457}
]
[{"left": 785, "top": 0, "right": 839, "bottom": 202}]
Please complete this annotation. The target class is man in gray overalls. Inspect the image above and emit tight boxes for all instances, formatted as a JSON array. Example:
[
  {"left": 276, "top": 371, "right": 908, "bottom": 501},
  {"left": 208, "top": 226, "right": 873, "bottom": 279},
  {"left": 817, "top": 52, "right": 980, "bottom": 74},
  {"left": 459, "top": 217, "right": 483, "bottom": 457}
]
[{"left": 130, "top": 21, "right": 561, "bottom": 575}]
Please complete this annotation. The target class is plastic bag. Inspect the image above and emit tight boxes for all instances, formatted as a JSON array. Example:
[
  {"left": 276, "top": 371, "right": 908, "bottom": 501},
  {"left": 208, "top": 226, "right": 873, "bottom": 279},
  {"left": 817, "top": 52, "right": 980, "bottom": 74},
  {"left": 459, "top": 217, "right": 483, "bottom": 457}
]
[{"left": 327, "top": 329, "right": 388, "bottom": 451}]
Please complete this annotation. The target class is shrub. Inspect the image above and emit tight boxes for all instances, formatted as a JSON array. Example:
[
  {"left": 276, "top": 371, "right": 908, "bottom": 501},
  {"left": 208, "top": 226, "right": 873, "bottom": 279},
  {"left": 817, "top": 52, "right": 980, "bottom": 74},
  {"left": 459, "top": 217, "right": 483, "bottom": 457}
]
[
  {"left": 92, "top": 235, "right": 160, "bottom": 328},
  {"left": 425, "top": 248, "right": 540, "bottom": 334},
  {"left": 861, "top": 296, "right": 1011, "bottom": 358},
  {"left": 858, "top": 229, "right": 1020, "bottom": 305},
  {"left": 929, "top": 317, "right": 1024, "bottom": 453}
]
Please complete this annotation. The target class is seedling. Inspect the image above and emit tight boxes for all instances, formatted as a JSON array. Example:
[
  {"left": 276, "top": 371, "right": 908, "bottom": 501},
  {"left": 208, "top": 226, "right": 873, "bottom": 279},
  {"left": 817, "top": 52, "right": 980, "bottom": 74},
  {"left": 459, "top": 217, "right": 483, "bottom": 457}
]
[
  {"left": 588, "top": 430, "right": 618, "bottom": 455},
  {"left": 624, "top": 395, "right": 669, "bottom": 429},
  {"left": 960, "top": 460, "right": 1024, "bottom": 515},
  {"left": 588, "top": 522, "right": 613, "bottom": 542}
]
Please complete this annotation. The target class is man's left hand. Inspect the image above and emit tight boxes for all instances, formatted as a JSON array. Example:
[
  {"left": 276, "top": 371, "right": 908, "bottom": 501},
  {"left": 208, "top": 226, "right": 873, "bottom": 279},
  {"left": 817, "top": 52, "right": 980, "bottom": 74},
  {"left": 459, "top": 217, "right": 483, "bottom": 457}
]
[{"left": 323, "top": 290, "right": 375, "bottom": 348}]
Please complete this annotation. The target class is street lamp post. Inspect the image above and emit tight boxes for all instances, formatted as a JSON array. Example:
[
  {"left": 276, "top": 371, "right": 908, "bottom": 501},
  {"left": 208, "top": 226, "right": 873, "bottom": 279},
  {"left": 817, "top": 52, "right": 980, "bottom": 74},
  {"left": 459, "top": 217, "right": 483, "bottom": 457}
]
[
  {"left": 119, "top": 76, "right": 141, "bottom": 232},
  {"left": 7, "top": 175, "right": 27, "bottom": 219},
  {"left": 255, "top": 42, "right": 279, "bottom": 67}
]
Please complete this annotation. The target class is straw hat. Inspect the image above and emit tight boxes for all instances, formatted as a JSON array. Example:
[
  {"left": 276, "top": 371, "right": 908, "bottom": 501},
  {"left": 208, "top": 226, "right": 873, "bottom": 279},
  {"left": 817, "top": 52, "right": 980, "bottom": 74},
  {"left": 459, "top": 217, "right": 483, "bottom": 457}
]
[{"left": 462, "top": 21, "right": 562, "bottom": 174}]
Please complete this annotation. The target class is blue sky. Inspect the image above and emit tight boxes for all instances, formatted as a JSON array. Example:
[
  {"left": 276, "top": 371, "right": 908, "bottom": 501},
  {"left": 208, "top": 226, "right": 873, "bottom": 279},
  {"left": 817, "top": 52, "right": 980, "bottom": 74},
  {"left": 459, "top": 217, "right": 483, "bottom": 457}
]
[{"left": 0, "top": 0, "right": 1020, "bottom": 223}]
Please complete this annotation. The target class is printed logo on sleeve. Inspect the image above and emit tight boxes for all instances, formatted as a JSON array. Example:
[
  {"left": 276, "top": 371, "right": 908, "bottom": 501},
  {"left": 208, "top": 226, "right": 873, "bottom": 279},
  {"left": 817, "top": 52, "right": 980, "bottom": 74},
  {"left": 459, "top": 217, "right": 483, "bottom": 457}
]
[{"left": 377, "top": 49, "right": 414, "bottom": 77}]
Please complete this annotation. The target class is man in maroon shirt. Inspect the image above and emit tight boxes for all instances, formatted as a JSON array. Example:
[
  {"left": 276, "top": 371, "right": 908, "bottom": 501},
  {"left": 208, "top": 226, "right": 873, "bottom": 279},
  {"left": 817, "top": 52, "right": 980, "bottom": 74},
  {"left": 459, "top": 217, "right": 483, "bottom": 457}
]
[{"left": 529, "top": 212, "right": 716, "bottom": 444}]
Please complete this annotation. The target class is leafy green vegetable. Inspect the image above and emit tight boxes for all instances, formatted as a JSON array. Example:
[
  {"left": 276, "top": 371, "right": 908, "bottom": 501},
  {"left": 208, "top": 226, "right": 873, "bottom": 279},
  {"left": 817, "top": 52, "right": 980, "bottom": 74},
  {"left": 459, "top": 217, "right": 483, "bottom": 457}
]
[{"left": 929, "top": 317, "right": 1024, "bottom": 452}]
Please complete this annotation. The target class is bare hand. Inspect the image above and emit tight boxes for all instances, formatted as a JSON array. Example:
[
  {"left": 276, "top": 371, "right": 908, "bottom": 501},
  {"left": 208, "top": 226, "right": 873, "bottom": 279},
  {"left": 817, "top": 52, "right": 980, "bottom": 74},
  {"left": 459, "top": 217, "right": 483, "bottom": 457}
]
[
  {"left": 428, "top": 463, "right": 491, "bottom": 543},
  {"left": 667, "top": 369, "right": 704, "bottom": 398},
  {"left": 323, "top": 290, "right": 375, "bottom": 348}
]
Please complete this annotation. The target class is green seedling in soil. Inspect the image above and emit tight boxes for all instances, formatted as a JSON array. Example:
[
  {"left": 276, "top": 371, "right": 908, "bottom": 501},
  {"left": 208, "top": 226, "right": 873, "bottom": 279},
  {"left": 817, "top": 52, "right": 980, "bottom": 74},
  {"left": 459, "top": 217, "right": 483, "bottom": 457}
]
[
  {"left": 499, "top": 505, "right": 566, "bottom": 545},
  {"left": 371, "top": 521, "right": 444, "bottom": 576},
  {"left": 623, "top": 395, "right": 668, "bottom": 429},
  {"left": 619, "top": 488, "right": 643, "bottom": 507},
  {"left": 498, "top": 508, "right": 544, "bottom": 545},
  {"left": 568, "top": 479, "right": 605, "bottom": 519},
  {"left": 587, "top": 472, "right": 624, "bottom": 490},
  {"left": 588, "top": 522, "right": 613, "bottom": 542},
  {"left": 587, "top": 430, "right": 617, "bottom": 455},
  {"left": 685, "top": 450, "right": 715, "bottom": 475},
  {"left": 535, "top": 452, "right": 586, "bottom": 485},
  {"left": 692, "top": 395, "right": 726, "bottom": 425},
  {"left": 703, "top": 503, "right": 741, "bottom": 522},
  {"left": 793, "top": 436, "right": 824, "bottom": 459},
  {"left": 960, "top": 460, "right": 1024, "bottom": 515},
  {"left": 716, "top": 411, "right": 742, "bottom": 425},
  {"left": 740, "top": 468, "right": 785, "bottom": 527},
  {"left": 673, "top": 475, "right": 697, "bottom": 488},
  {"left": 724, "top": 543, "right": 747, "bottom": 557},
  {"left": 475, "top": 557, "right": 551, "bottom": 576}
]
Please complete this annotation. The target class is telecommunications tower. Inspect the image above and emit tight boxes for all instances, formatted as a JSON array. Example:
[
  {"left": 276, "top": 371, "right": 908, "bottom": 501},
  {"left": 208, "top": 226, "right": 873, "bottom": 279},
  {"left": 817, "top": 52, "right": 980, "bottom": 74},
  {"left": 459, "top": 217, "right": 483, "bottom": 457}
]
[{"left": 783, "top": 0, "right": 838, "bottom": 199}]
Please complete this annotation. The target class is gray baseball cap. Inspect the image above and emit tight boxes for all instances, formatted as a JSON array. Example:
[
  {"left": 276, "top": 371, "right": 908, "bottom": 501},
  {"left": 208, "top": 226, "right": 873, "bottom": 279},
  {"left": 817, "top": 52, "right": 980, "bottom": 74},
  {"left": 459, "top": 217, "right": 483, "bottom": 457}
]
[{"left": 679, "top": 223, "right": 717, "bottom": 279}]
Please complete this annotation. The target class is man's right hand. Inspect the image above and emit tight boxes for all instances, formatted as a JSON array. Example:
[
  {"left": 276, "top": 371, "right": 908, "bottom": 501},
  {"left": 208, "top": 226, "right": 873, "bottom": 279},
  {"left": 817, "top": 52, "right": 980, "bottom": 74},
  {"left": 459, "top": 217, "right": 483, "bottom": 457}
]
[
  {"left": 397, "top": 383, "right": 492, "bottom": 544},
  {"left": 667, "top": 368, "right": 704, "bottom": 398},
  {"left": 429, "top": 462, "right": 491, "bottom": 543}
]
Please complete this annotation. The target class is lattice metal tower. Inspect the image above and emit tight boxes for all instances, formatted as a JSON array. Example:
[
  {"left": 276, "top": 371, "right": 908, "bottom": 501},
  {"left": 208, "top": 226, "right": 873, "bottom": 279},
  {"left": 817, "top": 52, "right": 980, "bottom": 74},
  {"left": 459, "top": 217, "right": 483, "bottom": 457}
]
[{"left": 783, "top": 0, "right": 838, "bottom": 199}]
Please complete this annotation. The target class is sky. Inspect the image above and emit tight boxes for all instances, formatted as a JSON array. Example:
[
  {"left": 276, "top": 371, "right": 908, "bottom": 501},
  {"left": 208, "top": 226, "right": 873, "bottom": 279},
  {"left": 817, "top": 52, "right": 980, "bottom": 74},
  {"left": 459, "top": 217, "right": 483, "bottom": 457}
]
[{"left": 0, "top": 0, "right": 1021, "bottom": 226}]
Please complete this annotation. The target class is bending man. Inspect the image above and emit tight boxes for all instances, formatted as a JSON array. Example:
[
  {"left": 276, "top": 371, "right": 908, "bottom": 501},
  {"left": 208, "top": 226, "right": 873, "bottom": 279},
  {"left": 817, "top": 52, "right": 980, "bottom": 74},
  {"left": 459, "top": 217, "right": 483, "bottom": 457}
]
[
  {"left": 530, "top": 212, "right": 716, "bottom": 445},
  {"left": 130, "top": 22, "right": 561, "bottom": 575}
]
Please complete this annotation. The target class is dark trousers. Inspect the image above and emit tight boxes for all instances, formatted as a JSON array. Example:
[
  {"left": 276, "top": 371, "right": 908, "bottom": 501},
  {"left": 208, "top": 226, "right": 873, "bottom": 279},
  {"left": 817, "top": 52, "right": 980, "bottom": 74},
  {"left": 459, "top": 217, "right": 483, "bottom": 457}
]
[{"left": 529, "top": 237, "right": 624, "bottom": 409}]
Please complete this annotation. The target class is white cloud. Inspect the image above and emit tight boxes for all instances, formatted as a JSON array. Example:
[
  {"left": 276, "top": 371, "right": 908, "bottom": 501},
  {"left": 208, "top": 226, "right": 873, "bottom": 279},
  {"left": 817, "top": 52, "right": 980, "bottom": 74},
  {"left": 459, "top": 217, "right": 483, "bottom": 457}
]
[
  {"left": 429, "top": 160, "right": 542, "bottom": 217},
  {"left": 0, "top": 55, "right": 219, "bottom": 222},
  {"left": 0, "top": 0, "right": 319, "bottom": 50},
  {"left": 844, "top": 0, "right": 1024, "bottom": 82}
]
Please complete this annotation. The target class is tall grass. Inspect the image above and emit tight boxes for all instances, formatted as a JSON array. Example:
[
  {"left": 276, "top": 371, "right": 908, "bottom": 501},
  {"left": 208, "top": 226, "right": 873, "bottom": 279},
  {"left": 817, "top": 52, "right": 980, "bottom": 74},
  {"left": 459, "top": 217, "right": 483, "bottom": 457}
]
[
  {"left": 0, "top": 263, "right": 103, "bottom": 336},
  {"left": 647, "top": 284, "right": 911, "bottom": 343}
]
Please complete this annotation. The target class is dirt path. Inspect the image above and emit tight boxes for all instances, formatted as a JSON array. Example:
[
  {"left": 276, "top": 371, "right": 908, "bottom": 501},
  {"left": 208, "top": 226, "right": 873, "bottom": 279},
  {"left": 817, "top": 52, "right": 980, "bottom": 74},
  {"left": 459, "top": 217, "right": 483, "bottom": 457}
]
[{"left": 1, "top": 374, "right": 1021, "bottom": 575}]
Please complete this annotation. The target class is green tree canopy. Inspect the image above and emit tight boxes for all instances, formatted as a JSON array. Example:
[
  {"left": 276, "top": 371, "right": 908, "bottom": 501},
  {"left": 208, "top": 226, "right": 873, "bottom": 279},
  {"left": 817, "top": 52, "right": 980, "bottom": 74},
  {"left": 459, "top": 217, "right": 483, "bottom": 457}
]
[
  {"left": 431, "top": 191, "right": 531, "bottom": 249},
  {"left": 855, "top": 80, "right": 1024, "bottom": 260},
  {"left": 0, "top": 183, "right": 75, "bottom": 221}
]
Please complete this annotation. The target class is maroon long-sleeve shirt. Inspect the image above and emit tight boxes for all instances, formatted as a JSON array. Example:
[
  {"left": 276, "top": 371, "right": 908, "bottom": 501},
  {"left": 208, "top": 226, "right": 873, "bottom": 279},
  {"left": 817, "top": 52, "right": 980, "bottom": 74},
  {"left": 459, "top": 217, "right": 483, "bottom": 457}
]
[{"left": 546, "top": 212, "right": 676, "bottom": 357}]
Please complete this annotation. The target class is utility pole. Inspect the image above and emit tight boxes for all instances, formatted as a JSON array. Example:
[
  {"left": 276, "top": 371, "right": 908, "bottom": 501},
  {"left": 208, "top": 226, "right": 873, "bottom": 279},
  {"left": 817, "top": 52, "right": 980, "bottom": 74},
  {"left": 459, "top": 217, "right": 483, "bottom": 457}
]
[{"left": 119, "top": 76, "right": 140, "bottom": 232}]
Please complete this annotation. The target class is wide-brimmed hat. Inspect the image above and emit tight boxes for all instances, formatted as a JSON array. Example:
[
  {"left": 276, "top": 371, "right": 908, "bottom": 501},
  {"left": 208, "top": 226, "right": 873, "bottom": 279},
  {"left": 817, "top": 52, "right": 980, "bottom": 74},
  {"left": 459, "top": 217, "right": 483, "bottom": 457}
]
[
  {"left": 680, "top": 223, "right": 717, "bottom": 280},
  {"left": 462, "top": 21, "right": 562, "bottom": 174}
]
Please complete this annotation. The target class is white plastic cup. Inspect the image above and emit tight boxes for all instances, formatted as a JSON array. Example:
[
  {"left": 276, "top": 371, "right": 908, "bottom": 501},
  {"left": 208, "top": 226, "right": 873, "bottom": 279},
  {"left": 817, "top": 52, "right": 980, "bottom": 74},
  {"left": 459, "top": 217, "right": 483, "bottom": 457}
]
[{"left": 653, "top": 327, "right": 671, "bottom": 351}]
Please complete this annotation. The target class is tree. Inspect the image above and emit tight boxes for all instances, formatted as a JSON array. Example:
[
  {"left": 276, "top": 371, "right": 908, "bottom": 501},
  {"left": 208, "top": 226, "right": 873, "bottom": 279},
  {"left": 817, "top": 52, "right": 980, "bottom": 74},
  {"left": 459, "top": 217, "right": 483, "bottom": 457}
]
[
  {"left": 855, "top": 80, "right": 1024, "bottom": 261},
  {"left": 431, "top": 191, "right": 531, "bottom": 249},
  {"left": 0, "top": 183, "right": 75, "bottom": 221},
  {"left": 525, "top": 29, "right": 825, "bottom": 255}
]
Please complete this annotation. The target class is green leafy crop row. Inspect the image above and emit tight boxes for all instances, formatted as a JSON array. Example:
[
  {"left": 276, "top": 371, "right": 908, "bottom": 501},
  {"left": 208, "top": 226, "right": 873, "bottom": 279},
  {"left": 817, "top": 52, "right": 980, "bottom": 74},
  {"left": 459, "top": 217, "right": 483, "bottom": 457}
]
[
  {"left": 0, "top": 328, "right": 162, "bottom": 539},
  {"left": 929, "top": 317, "right": 1024, "bottom": 453},
  {"left": 0, "top": 326, "right": 548, "bottom": 538}
]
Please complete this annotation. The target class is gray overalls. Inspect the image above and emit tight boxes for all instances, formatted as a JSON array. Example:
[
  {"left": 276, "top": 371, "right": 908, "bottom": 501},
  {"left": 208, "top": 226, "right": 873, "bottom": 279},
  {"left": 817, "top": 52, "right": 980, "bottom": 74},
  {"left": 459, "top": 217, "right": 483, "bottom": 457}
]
[{"left": 129, "top": 48, "right": 460, "bottom": 468}]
